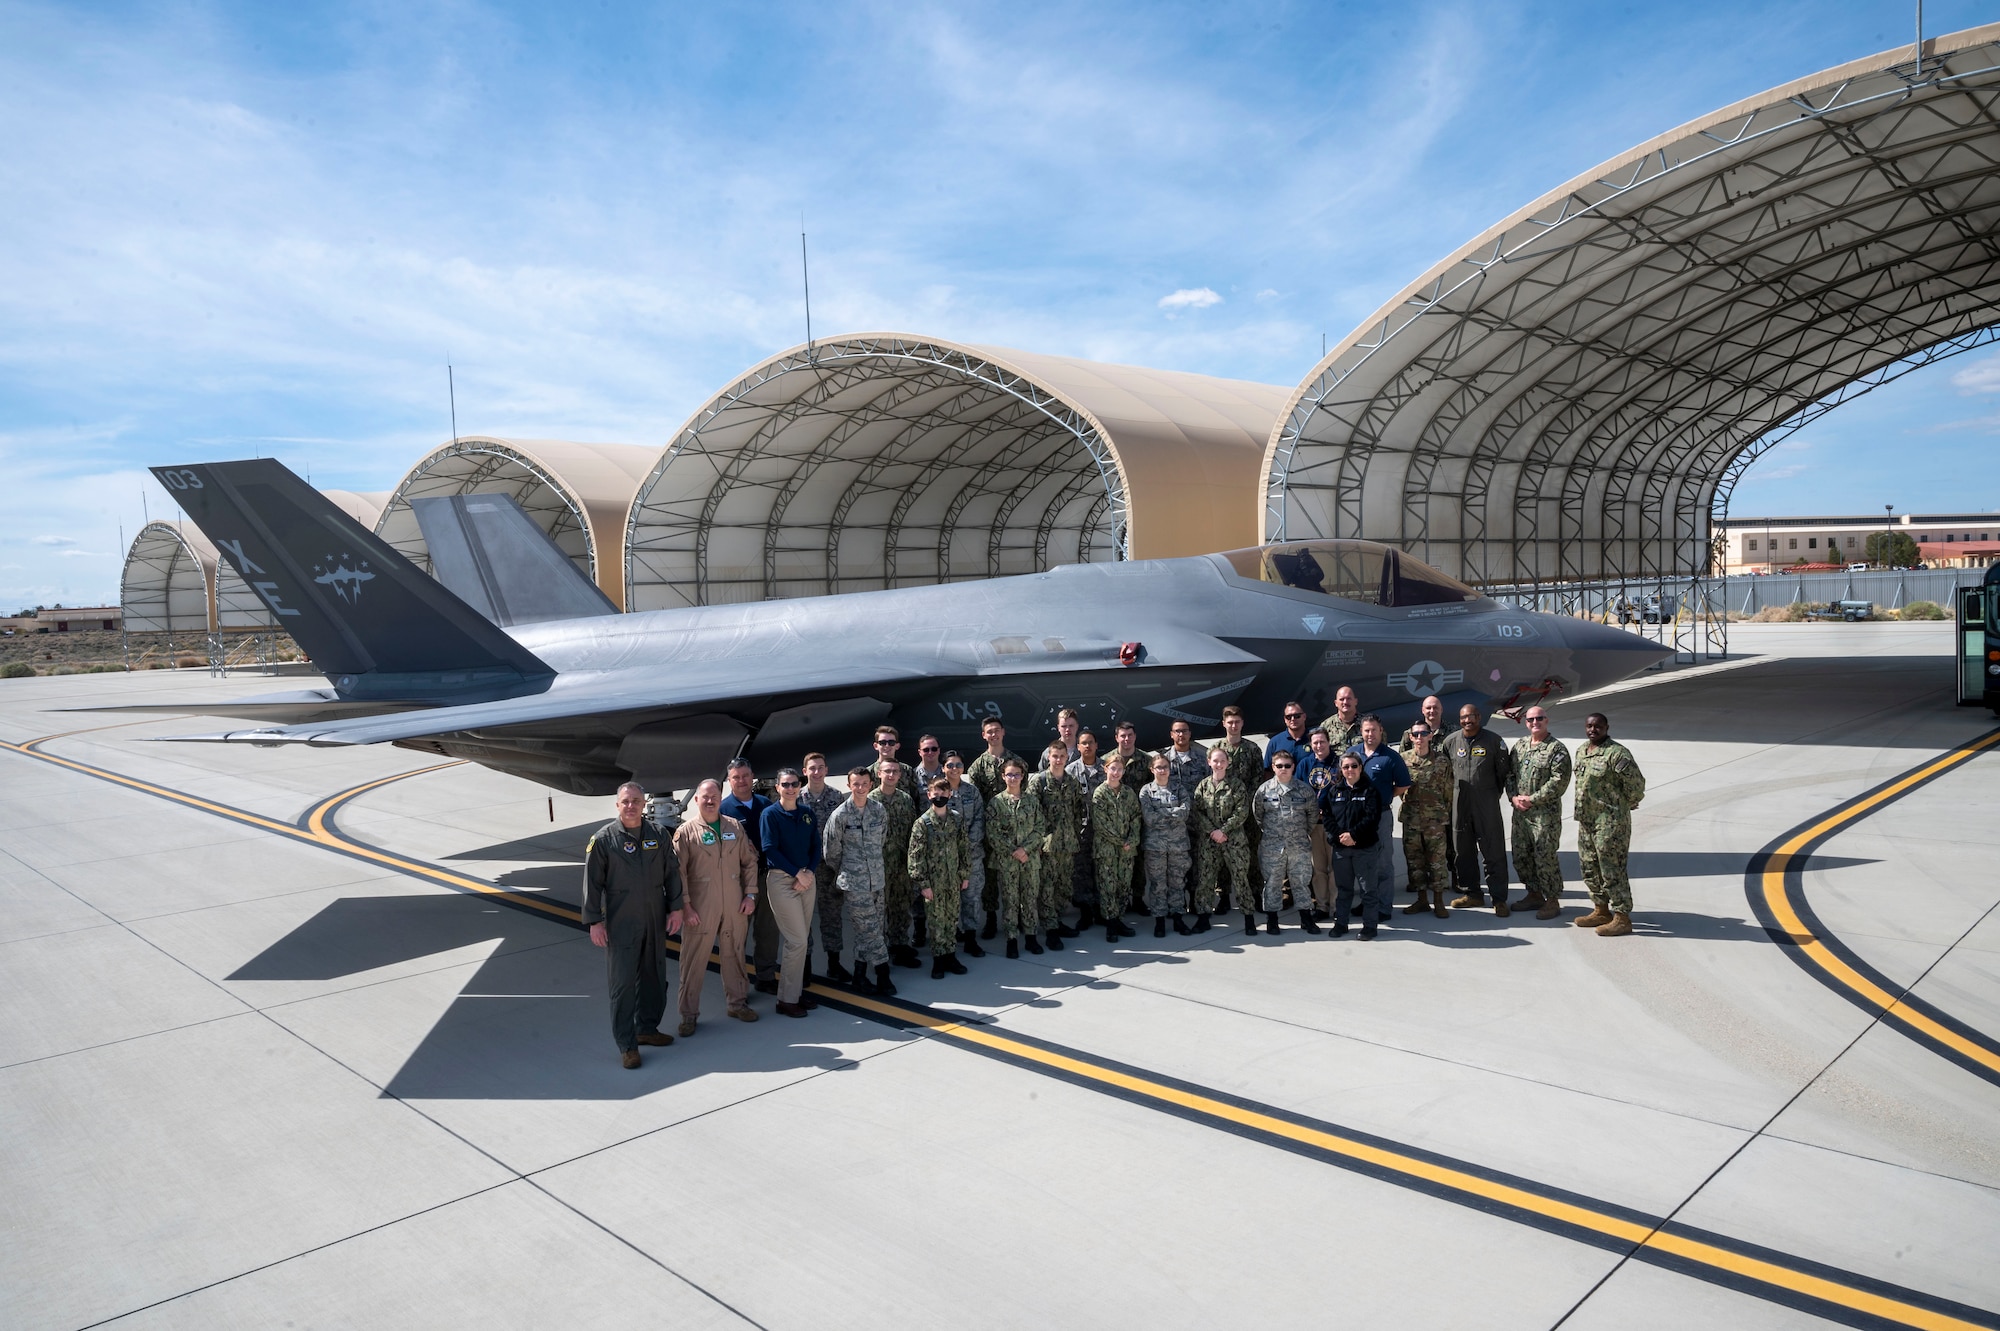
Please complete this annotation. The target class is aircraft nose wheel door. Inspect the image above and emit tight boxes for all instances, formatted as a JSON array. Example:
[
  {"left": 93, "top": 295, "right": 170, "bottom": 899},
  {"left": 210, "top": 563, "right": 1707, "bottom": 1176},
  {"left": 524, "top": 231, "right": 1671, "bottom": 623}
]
[{"left": 1956, "top": 585, "right": 1986, "bottom": 706}]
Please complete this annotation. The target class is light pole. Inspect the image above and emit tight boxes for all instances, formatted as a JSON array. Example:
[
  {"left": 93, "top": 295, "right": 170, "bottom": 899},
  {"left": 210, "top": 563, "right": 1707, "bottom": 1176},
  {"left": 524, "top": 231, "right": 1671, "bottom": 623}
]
[{"left": 1883, "top": 504, "right": 1894, "bottom": 569}]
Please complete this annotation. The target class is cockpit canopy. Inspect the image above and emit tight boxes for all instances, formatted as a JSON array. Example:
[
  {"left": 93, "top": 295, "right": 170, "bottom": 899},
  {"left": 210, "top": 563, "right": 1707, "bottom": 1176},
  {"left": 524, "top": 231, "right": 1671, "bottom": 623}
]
[{"left": 1218, "top": 540, "right": 1482, "bottom": 608}]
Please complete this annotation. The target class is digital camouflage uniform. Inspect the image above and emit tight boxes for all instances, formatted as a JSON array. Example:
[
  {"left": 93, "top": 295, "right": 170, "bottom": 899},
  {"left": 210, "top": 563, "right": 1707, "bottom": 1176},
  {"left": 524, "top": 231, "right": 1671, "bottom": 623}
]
[
  {"left": 984, "top": 789, "right": 1045, "bottom": 941},
  {"left": 1090, "top": 781, "right": 1142, "bottom": 919},
  {"left": 907, "top": 806, "right": 971, "bottom": 956},
  {"left": 822, "top": 798, "right": 890, "bottom": 967},
  {"left": 1318, "top": 714, "right": 1361, "bottom": 757},
  {"left": 1192, "top": 775, "right": 1251, "bottom": 914},
  {"left": 801, "top": 783, "right": 848, "bottom": 957},
  {"left": 1399, "top": 746, "right": 1453, "bottom": 901},
  {"left": 943, "top": 778, "right": 986, "bottom": 934},
  {"left": 1111, "top": 745, "right": 1154, "bottom": 908},
  {"left": 1251, "top": 776, "right": 1316, "bottom": 913},
  {"left": 1507, "top": 736, "right": 1572, "bottom": 903},
  {"left": 1162, "top": 743, "right": 1210, "bottom": 805},
  {"left": 869, "top": 784, "right": 918, "bottom": 948},
  {"left": 1026, "top": 766, "right": 1083, "bottom": 928},
  {"left": 967, "top": 748, "right": 1024, "bottom": 914},
  {"left": 1574, "top": 740, "right": 1645, "bottom": 913},
  {"left": 1066, "top": 757, "right": 1108, "bottom": 911},
  {"left": 1139, "top": 782, "right": 1192, "bottom": 915},
  {"left": 1215, "top": 736, "right": 1266, "bottom": 890}
]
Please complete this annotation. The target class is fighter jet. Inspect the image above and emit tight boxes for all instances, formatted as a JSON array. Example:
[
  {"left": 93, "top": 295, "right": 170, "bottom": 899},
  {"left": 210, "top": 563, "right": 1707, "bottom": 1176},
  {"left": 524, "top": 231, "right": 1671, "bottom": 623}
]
[{"left": 125, "top": 459, "right": 1668, "bottom": 794}]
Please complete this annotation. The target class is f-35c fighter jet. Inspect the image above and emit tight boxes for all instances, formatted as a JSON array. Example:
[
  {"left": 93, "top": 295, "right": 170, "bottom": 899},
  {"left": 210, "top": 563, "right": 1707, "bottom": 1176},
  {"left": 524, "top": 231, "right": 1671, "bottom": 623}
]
[{"left": 132, "top": 459, "right": 1668, "bottom": 794}]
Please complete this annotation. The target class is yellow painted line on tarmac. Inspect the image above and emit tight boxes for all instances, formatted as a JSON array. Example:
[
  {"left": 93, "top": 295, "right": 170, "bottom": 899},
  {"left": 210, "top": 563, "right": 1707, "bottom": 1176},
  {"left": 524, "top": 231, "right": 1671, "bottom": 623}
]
[
  {"left": 826, "top": 989, "right": 1991, "bottom": 1331},
  {"left": 5, "top": 731, "right": 1995, "bottom": 1328},
  {"left": 1755, "top": 729, "right": 2000, "bottom": 1080},
  {"left": 0, "top": 732, "right": 579, "bottom": 925}
]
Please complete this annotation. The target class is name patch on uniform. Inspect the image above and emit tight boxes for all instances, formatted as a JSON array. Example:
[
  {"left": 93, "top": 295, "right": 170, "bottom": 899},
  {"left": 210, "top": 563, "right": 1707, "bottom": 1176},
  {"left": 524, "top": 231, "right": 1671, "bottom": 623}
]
[
  {"left": 722, "top": 831, "right": 736, "bottom": 840},
  {"left": 643, "top": 840, "right": 658, "bottom": 849},
  {"left": 1471, "top": 747, "right": 1486, "bottom": 756}
]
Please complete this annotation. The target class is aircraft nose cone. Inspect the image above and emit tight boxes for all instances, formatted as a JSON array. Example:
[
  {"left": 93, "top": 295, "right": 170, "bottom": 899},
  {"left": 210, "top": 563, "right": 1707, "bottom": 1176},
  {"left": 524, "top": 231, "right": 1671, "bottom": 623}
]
[{"left": 1560, "top": 618, "right": 1673, "bottom": 696}]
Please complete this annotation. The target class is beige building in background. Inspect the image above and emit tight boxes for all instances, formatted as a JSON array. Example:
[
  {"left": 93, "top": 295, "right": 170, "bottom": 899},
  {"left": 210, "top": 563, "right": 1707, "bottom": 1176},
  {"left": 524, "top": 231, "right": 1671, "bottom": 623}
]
[{"left": 1720, "top": 513, "right": 2000, "bottom": 573}]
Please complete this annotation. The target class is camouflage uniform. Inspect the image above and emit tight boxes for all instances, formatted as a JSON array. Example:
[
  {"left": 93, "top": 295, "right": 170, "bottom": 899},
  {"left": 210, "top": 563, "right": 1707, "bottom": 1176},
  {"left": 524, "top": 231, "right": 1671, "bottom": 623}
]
[
  {"left": 943, "top": 778, "right": 986, "bottom": 934},
  {"left": 1574, "top": 740, "right": 1645, "bottom": 913},
  {"left": 1139, "top": 782, "right": 1192, "bottom": 915},
  {"left": 1192, "top": 775, "right": 1251, "bottom": 914},
  {"left": 1399, "top": 746, "right": 1453, "bottom": 901},
  {"left": 822, "top": 798, "right": 889, "bottom": 967},
  {"left": 801, "top": 783, "right": 848, "bottom": 957},
  {"left": 907, "top": 806, "right": 971, "bottom": 956},
  {"left": 870, "top": 784, "right": 918, "bottom": 948},
  {"left": 1215, "top": 736, "right": 1266, "bottom": 890},
  {"left": 1162, "top": 743, "right": 1210, "bottom": 804},
  {"left": 868, "top": 758, "right": 918, "bottom": 793},
  {"left": 1112, "top": 745, "right": 1155, "bottom": 788},
  {"left": 1091, "top": 781, "right": 1143, "bottom": 919},
  {"left": 966, "top": 747, "right": 1023, "bottom": 913},
  {"left": 984, "top": 789, "right": 1045, "bottom": 941},
  {"left": 1026, "top": 766, "right": 1083, "bottom": 928},
  {"left": 1318, "top": 714, "right": 1360, "bottom": 756},
  {"left": 1507, "top": 737, "right": 1572, "bottom": 903},
  {"left": 1066, "top": 756, "right": 1108, "bottom": 911},
  {"left": 1251, "top": 776, "right": 1316, "bottom": 913}
]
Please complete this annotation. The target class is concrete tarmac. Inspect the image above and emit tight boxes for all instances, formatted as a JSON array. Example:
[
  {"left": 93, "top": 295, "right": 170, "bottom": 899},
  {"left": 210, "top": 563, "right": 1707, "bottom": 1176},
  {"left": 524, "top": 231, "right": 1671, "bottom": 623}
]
[{"left": 0, "top": 622, "right": 1995, "bottom": 1329}]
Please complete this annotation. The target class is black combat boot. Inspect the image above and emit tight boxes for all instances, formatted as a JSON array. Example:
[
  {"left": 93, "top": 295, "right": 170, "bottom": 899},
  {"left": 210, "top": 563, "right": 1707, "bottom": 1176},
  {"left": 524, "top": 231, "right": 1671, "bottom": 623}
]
[
  {"left": 850, "top": 964, "right": 878, "bottom": 995},
  {"left": 932, "top": 956, "right": 948, "bottom": 979},
  {"left": 1243, "top": 912, "right": 1257, "bottom": 936},
  {"left": 891, "top": 943, "right": 921, "bottom": 969},
  {"left": 1173, "top": 914, "right": 1191, "bottom": 935},
  {"left": 825, "top": 957, "right": 853, "bottom": 985},
  {"left": 1045, "top": 928, "right": 1065, "bottom": 951},
  {"left": 943, "top": 951, "right": 967, "bottom": 974},
  {"left": 1023, "top": 934, "right": 1044, "bottom": 955},
  {"left": 1265, "top": 912, "right": 1280, "bottom": 936},
  {"left": 1006, "top": 938, "right": 1020, "bottom": 959},
  {"left": 1192, "top": 913, "right": 1210, "bottom": 933},
  {"left": 981, "top": 910, "right": 997, "bottom": 940},
  {"left": 1077, "top": 904, "right": 1099, "bottom": 929},
  {"left": 1109, "top": 915, "right": 1131, "bottom": 939},
  {"left": 1057, "top": 917, "right": 1080, "bottom": 939},
  {"left": 1154, "top": 917, "right": 1167, "bottom": 938},
  {"left": 961, "top": 929, "right": 985, "bottom": 958},
  {"left": 1105, "top": 919, "right": 1119, "bottom": 943},
  {"left": 874, "top": 964, "right": 897, "bottom": 997},
  {"left": 1298, "top": 909, "right": 1322, "bottom": 934}
]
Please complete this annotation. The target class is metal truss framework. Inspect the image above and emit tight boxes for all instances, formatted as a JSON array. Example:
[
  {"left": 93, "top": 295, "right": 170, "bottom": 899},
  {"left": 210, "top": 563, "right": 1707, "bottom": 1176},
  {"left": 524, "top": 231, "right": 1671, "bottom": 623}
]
[
  {"left": 377, "top": 440, "right": 598, "bottom": 585},
  {"left": 624, "top": 335, "right": 1131, "bottom": 610},
  {"left": 119, "top": 521, "right": 276, "bottom": 635},
  {"left": 1264, "top": 24, "right": 2000, "bottom": 645}
]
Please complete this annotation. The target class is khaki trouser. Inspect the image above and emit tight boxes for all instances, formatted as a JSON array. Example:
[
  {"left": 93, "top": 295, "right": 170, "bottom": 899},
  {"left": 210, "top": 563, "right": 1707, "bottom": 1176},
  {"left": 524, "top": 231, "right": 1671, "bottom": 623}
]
[
  {"left": 766, "top": 869, "right": 817, "bottom": 1003},
  {"left": 677, "top": 891, "right": 750, "bottom": 1020}
]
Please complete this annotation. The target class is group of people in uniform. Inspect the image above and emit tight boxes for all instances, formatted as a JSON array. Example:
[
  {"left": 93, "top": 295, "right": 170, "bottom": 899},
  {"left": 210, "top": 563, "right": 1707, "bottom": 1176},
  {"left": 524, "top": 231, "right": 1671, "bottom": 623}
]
[{"left": 581, "top": 699, "right": 1648, "bottom": 1066}]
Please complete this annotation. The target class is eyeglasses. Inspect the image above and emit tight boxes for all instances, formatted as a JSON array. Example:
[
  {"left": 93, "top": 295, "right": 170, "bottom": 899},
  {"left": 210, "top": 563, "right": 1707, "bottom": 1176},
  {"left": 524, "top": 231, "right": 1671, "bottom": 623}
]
[
  {"left": 1410, "top": 728, "right": 1430, "bottom": 737},
  {"left": 1283, "top": 711, "right": 1304, "bottom": 720},
  {"left": 920, "top": 744, "right": 939, "bottom": 753},
  {"left": 943, "top": 759, "right": 963, "bottom": 769},
  {"left": 874, "top": 739, "right": 896, "bottom": 747},
  {"left": 1526, "top": 715, "right": 1547, "bottom": 724},
  {"left": 1272, "top": 762, "right": 1294, "bottom": 770},
  {"left": 777, "top": 780, "right": 800, "bottom": 788}
]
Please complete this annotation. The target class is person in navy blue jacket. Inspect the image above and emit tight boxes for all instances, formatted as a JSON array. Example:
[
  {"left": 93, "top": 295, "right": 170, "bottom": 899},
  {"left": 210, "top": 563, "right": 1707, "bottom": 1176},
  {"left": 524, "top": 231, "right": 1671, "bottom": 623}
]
[
  {"left": 760, "top": 768, "right": 823, "bottom": 1017},
  {"left": 1319, "top": 754, "right": 1384, "bottom": 939}
]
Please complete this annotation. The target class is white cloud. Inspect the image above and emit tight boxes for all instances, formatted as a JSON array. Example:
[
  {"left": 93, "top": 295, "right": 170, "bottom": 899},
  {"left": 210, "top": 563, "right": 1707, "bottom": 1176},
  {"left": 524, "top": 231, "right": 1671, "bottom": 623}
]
[
  {"left": 1158, "top": 287, "right": 1222, "bottom": 311},
  {"left": 1950, "top": 354, "right": 2000, "bottom": 394},
  {"left": 31, "top": 535, "right": 77, "bottom": 546}
]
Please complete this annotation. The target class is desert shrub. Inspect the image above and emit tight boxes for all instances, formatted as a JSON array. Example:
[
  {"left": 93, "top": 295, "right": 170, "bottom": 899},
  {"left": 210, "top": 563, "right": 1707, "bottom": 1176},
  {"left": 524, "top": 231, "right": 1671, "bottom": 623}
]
[
  {"left": 146, "top": 661, "right": 171, "bottom": 670},
  {"left": 174, "top": 656, "right": 206, "bottom": 669},
  {"left": 1747, "top": 604, "right": 1810, "bottom": 622},
  {"left": 84, "top": 663, "right": 124, "bottom": 673},
  {"left": 48, "top": 665, "right": 80, "bottom": 675},
  {"left": 0, "top": 661, "right": 35, "bottom": 678},
  {"left": 1897, "top": 600, "right": 1948, "bottom": 621}
]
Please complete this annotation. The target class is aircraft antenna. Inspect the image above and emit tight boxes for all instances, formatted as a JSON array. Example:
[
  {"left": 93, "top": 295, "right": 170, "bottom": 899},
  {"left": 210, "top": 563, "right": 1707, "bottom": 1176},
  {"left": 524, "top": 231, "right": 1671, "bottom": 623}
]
[
  {"left": 800, "top": 218, "right": 814, "bottom": 359},
  {"left": 448, "top": 363, "right": 460, "bottom": 445}
]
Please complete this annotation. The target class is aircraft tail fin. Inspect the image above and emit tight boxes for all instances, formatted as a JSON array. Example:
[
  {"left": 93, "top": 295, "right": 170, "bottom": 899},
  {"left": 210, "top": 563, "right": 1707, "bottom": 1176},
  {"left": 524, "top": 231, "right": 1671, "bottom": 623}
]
[
  {"left": 411, "top": 493, "right": 618, "bottom": 626},
  {"left": 150, "top": 460, "right": 552, "bottom": 692}
]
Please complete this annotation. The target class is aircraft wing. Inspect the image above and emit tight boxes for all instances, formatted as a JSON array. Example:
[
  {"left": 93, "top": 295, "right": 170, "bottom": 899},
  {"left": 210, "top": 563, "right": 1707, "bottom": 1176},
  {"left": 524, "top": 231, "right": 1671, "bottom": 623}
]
[{"left": 160, "top": 655, "right": 947, "bottom": 747}]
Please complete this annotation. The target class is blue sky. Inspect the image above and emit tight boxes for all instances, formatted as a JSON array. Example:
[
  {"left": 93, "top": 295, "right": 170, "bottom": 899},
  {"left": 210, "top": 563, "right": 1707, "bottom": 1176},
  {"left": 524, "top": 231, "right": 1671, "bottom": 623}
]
[{"left": 4, "top": 0, "right": 1998, "bottom": 607}]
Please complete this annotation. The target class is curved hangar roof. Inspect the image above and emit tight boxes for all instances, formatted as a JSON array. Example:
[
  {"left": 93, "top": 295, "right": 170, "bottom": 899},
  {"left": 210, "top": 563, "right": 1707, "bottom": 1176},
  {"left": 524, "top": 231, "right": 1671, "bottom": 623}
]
[
  {"left": 121, "top": 491, "right": 385, "bottom": 633},
  {"left": 375, "top": 438, "right": 657, "bottom": 608},
  {"left": 624, "top": 334, "right": 1288, "bottom": 610},
  {"left": 1263, "top": 23, "right": 2000, "bottom": 587}
]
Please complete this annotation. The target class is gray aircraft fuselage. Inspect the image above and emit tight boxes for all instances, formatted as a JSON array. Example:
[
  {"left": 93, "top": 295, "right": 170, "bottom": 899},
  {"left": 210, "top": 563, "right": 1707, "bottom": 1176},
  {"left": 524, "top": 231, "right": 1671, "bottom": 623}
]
[{"left": 475, "top": 552, "right": 1661, "bottom": 783}]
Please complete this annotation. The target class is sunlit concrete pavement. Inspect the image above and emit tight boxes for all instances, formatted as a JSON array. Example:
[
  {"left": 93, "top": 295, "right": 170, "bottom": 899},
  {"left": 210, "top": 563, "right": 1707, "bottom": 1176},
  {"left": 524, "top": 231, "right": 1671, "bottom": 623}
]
[{"left": 0, "top": 623, "right": 1995, "bottom": 1328}]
